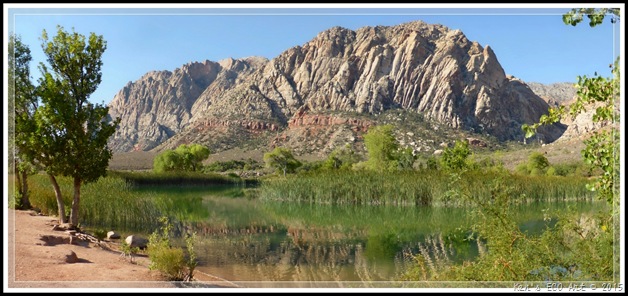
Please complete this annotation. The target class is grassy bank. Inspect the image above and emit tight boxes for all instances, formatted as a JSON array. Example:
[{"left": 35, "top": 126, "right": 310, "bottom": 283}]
[
  {"left": 28, "top": 174, "right": 162, "bottom": 232},
  {"left": 25, "top": 172, "right": 244, "bottom": 233}
]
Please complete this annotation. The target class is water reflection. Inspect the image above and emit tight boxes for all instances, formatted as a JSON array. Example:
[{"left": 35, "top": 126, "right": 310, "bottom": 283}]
[{"left": 165, "top": 191, "right": 605, "bottom": 283}]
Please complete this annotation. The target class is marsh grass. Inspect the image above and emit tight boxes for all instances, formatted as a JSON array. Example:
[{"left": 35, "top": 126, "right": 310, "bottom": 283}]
[
  {"left": 259, "top": 170, "right": 594, "bottom": 206},
  {"left": 109, "top": 170, "right": 245, "bottom": 187},
  {"left": 28, "top": 174, "right": 162, "bottom": 232}
]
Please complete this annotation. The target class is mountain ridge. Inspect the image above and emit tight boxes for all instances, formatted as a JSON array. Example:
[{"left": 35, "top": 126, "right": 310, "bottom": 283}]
[{"left": 107, "top": 20, "right": 567, "bottom": 155}]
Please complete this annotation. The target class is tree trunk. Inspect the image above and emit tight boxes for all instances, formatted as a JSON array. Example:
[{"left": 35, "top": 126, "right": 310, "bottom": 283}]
[
  {"left": 15, "top": 163, "right": 23, "bottom": 206},
  {"left": 69, "top": 177, "right": 82, "bottom": 229},
  {"left": 20, "top": 169, "right": 30, "bottom": 209},
  {"left": 48, "top": 174, "right": 67, "bottom": 223}
]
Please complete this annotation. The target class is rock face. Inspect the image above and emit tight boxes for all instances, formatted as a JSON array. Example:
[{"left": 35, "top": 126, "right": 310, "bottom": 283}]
[
  {"left": 527, "top": 81, "right": 614, "bottom": 141},
  {"left": 527, "top": 82, "right": 577, "bottom": 107},
  {"left": 108, "top": 20, "right": 565, "bottom": 153}
]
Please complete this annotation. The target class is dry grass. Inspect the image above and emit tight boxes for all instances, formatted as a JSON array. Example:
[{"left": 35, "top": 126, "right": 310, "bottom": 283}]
[
  {"left": 498, "top": 137, "right": 586, "bottom": 171},
  {"left": 109, "top": 151, "right": 158, "bottom": 171}
]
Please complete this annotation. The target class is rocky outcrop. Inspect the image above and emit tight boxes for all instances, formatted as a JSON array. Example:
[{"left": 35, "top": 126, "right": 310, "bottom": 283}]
[
  {"left": 527, "top": 82, "right": 577, "bottom": 107},
  {"left": 108, "top": 20, "right": 565, "bottom": 153}
]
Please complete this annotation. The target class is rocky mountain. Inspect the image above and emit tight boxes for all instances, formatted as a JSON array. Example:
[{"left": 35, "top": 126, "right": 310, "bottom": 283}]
[
  {"left": 107, "top": 20, "right": 566, "bottom": 155},
  {"left": 526, "top": 82, "right": 577, "bottom": 107},
  {"left": 526, "top": 81, "right": 613, "bottom": 142}
]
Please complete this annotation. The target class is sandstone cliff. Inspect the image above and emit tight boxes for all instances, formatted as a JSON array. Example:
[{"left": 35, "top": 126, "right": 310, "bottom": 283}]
[{"left": 108, "top": 20, "right": 565, "bottom": 154}]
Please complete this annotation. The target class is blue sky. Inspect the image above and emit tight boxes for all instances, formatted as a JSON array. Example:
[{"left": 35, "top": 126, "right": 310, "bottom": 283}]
[{"left": 5, "top": 4, "right": 622, "bottom": 106}]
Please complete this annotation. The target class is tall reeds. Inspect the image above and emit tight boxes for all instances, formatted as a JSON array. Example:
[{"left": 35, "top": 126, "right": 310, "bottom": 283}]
[{"left": 258, "top": 170, "right": 594, "bottom": 206}]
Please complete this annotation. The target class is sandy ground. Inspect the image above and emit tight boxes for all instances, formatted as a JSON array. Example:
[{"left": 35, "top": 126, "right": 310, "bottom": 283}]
[{"left": 4, "top": 208, "right": 236, "bottom": 291}]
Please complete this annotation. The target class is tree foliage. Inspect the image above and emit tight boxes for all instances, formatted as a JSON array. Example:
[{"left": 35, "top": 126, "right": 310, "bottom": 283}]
[
  {"left": 562, "top": 8, "right": 620, "bottom": 27},
  {"left": 322, "top": 144, "right": 360, "bottom": 170},
  {"left": 263, "top": 147, "right": 301, "bottom": 176},
  {"left": 153, "top": 144, "right": 211, "bottom": 173},
  {"left": 9, "top": 34, "right": 37, "bottom": 209},
  {"left": 440, "top": 140, "right": 471, "bottom": 171},
  {"left": 363, "top": 125, "right": 400, "bottom": 171},
  {"left": 28, "top": 26, "right": 119, "bottom": 226}
]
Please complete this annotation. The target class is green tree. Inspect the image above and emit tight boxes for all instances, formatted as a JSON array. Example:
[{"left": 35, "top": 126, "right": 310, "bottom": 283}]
[
  {"left": 31, "top": 26, "right": 119, "bottom": 227},
  {"left": 322, "top": 144, "right": 360, "bottom": 170},
  {"left": 440, "top": 140, "right": 471, "bottom": 171},
  {"left": 264, "top": 147, "right": 301, "bottom": 176},
  {"left": 153, "top": 150, "right": 183, "bottom": 172},
  {"left": 176, "top": 144, "right": 211, "bottom": 171},
  {"left": 527, "top": 152, "right": 550, "bottom": 176},
  {"left": 363, "top": 125, "right": 399, "bottom": 171},
  {"left": 9, "top": 34, "right": 37, "bottom": 209},
  {"left": 153, "top": 144, "right": 211, "bottom": 173}
]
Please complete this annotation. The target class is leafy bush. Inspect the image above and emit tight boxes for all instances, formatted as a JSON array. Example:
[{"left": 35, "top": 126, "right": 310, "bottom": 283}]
[
  {"left": 263, "top": 147, "right": 302, "bottom": 176},
  {"left": 515, "top": 152, "right": 550, "bottom": 175},
  {"left": 440, "top": 140, "right": 472, "bottom": 171},
  {"left": 204, "top": 158, "right": 262, "bottom": 173},
  {"left": 147, "top": 217, "right": 197, "bottom": 281}
]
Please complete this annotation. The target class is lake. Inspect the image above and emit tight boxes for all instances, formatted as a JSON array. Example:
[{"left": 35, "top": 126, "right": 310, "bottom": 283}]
[{"left": 140, "top": 186, "right": 605, "bottom": 287}]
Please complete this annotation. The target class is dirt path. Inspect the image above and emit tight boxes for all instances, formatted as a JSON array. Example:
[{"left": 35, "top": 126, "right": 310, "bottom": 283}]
[{"left": 5, "top": 208, "right": 235, "bottom": 290}]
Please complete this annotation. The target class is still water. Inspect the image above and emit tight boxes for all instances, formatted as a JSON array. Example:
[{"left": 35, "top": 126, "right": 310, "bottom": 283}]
[{"left": 149, "top": 186, "right": 605, "bottom": 285}]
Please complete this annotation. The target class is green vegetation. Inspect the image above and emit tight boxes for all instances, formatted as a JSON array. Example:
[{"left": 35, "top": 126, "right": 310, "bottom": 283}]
[
  {"left": 11, "top": 26, "right": 119, "bottom": 228},
  {"left": 110, "top": 170, "right": 244, "bottom": 187},
  {"left": 440, "top": 140, "right": 471, "bottom": 171},
  {"left": 321, "top": 144, "right": 361, "bottom": 170},
  {"left": 405, "top": 9, "right": 620, "bottom": 284},
  {"left": 204, "top": 158, "right": 262, "bottom": 173},
  {"left": 403, "top": 176, "right": 614, "bottom": 282},
  {"left": 361, "top": 124, "right": 400, "bottom": 171},
  {"left": 263, "top": 147, "right": 302, "bottom": 176},
  {"left": 153, "top": 144, "right": 211, "bottom": 173},
  {"left": 120, "top": 240, "right": 141, "bottom": 263},
  {"left": 27, "top": 174, "right": 161, "bottom": 232},
  {"left": 9, "top": 34, "right": 37, "bottom": 210},
  {"left": 259, "top": 170, "right": 593, "bottom": 206},
  {"left": 148, "top": 217, "right": 197, "bottom": 281},
  {"left": 515, "top": 152, "right": 550, "bottom": 176}
]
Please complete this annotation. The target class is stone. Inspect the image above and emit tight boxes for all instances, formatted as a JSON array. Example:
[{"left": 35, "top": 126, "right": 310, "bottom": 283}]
[
  {"left": 107, "top": 231, "right": 121, "bottom": 240},
  {"left": 63, "top": 250, "right": 78, "bottom": 263},
  {"left": 125, "top": 235, "right": 148, "bottom": 249}
]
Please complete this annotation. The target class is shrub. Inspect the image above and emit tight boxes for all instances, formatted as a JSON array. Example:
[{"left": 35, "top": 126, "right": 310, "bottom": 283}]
[
  {"left": 147, "top": 217, "right": 197, "bottom": 281},
  {"left": 440, "top": 140, "right": 472, "bottom": 171},
  {"left": 527, "top": 152, "right": 549, "bottom": 173},
  {"left": 120, "top": 240, "right": 140, "bottom": 263}
]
